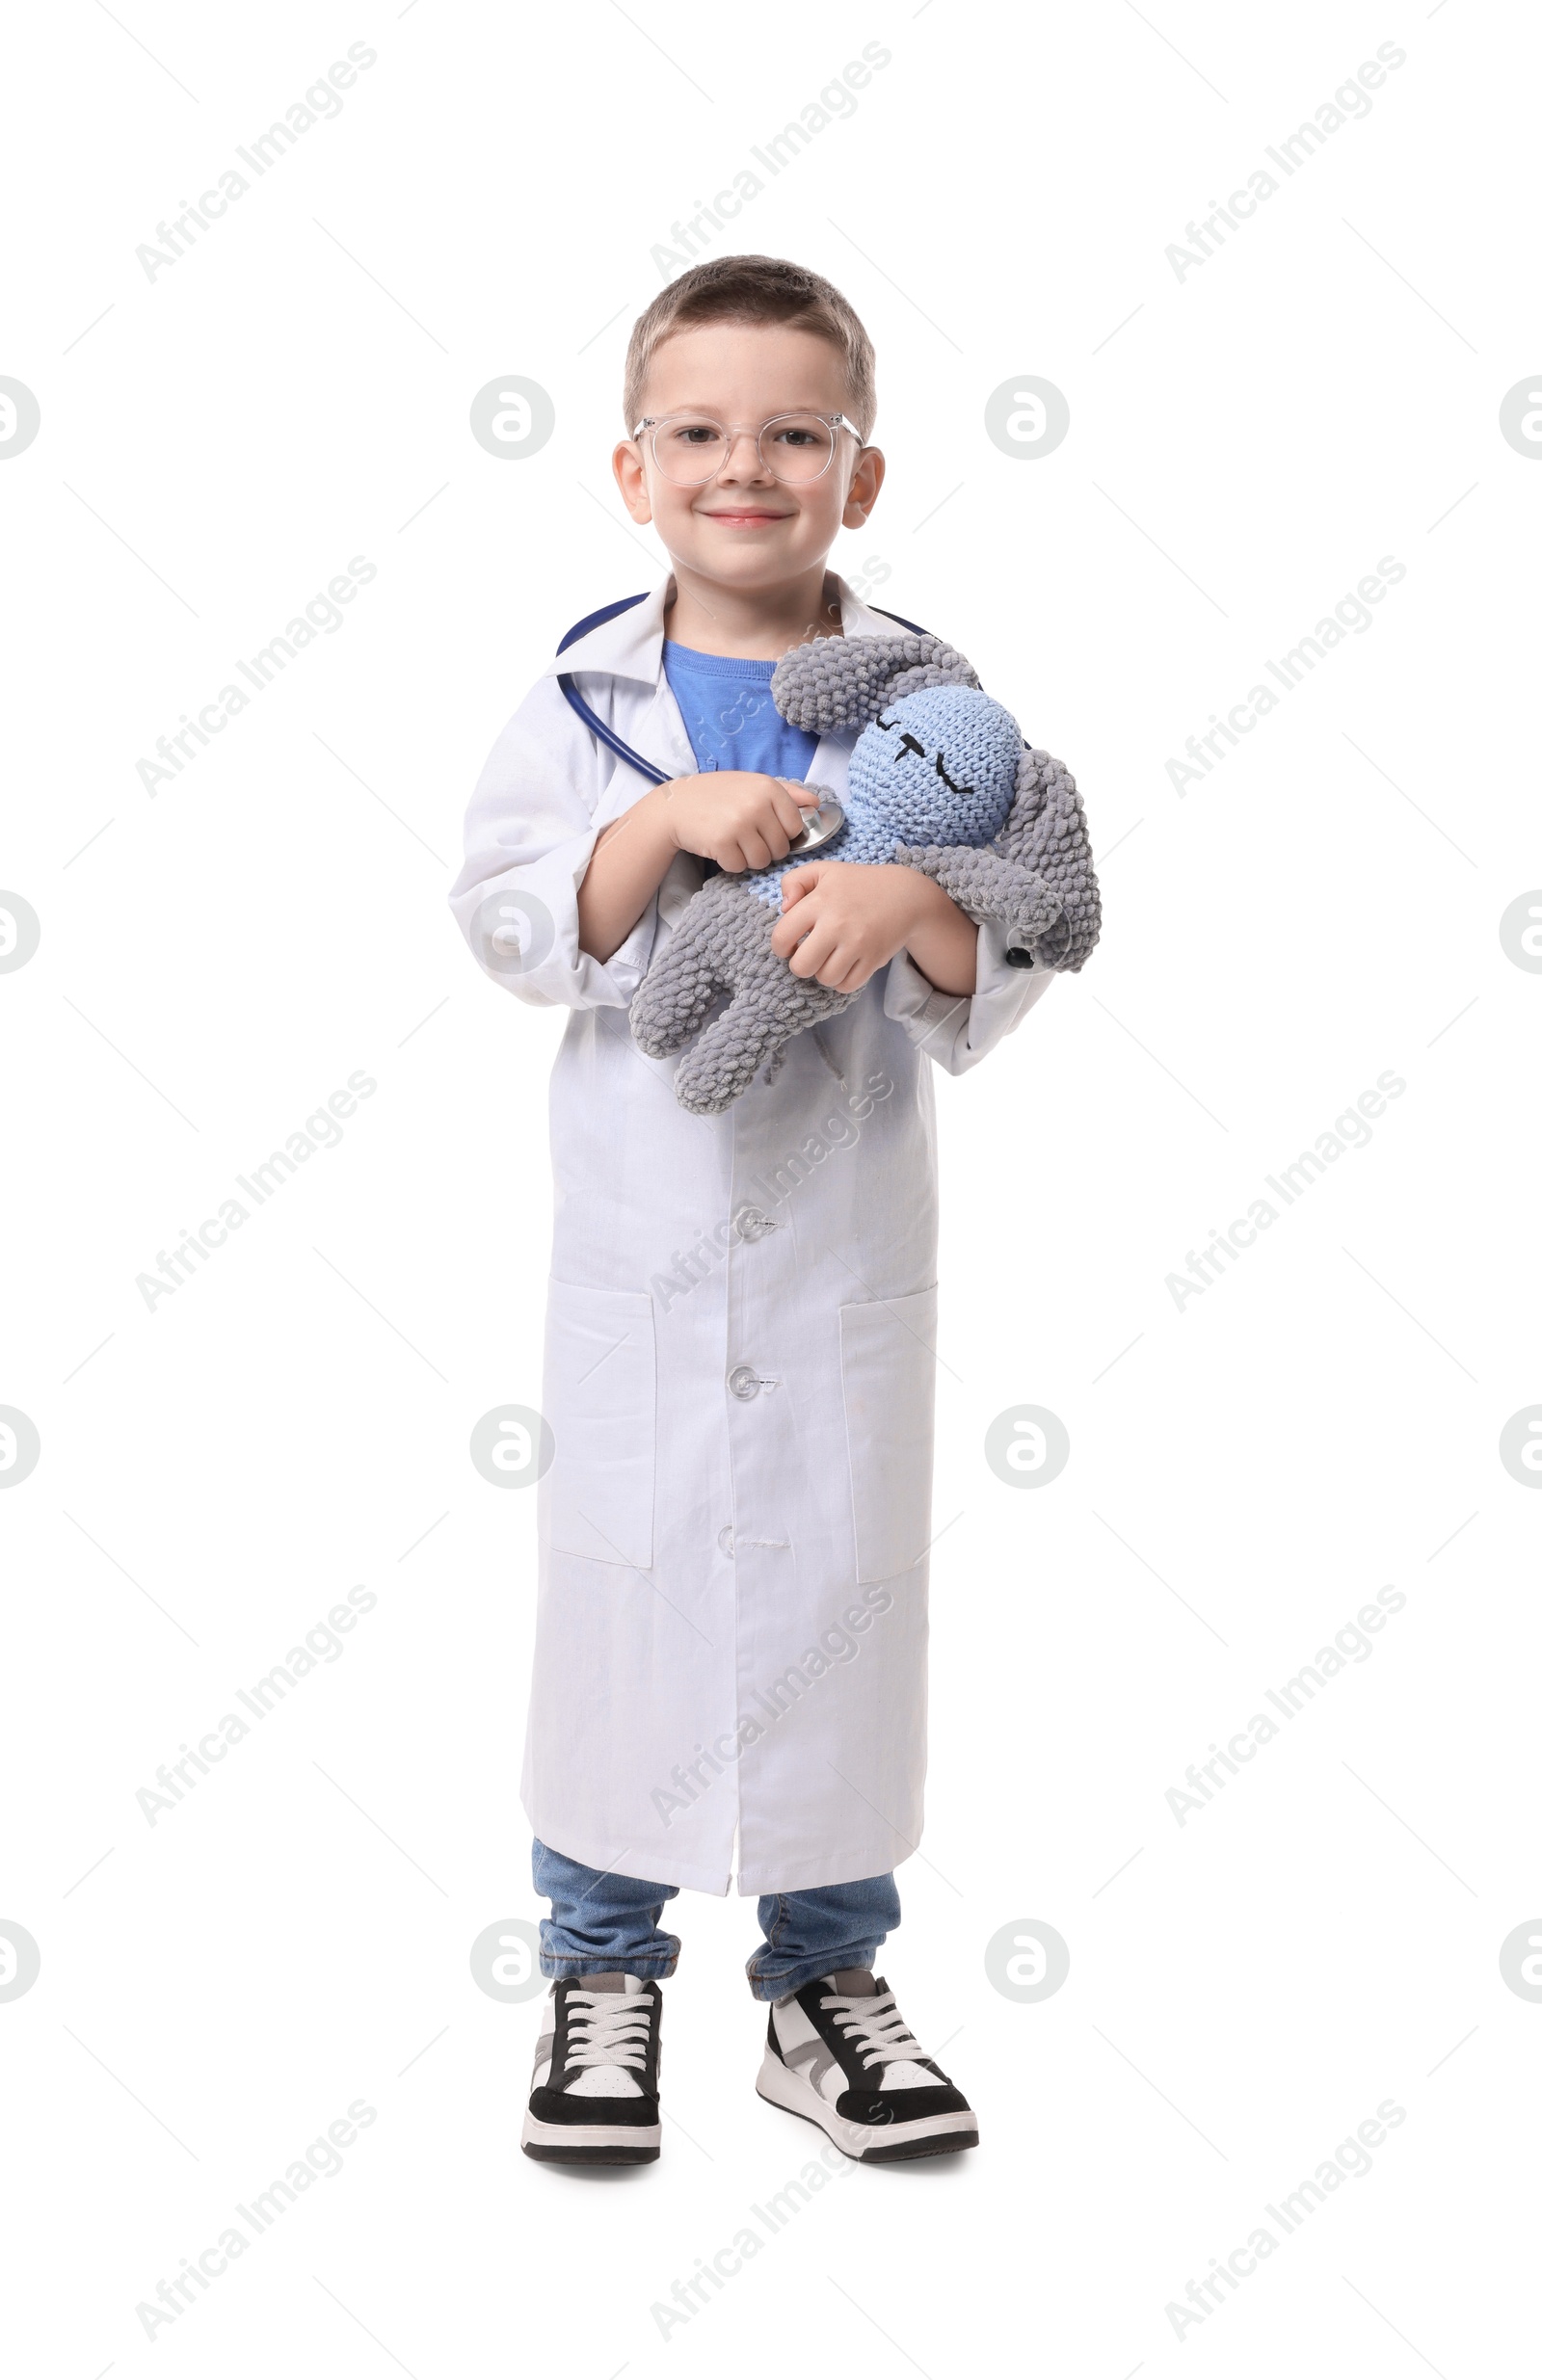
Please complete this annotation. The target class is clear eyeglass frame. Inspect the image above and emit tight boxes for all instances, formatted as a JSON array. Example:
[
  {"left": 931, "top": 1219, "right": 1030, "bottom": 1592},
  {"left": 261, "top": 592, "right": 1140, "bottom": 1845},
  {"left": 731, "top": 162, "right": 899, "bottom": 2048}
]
[{"left": 630, "top": 410, "right": 865, "bottom": 486}]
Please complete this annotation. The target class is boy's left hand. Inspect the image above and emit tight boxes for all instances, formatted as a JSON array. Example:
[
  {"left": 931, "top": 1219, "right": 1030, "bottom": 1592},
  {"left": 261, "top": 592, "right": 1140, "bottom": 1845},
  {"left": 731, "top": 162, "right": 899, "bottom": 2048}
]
[{"left": 770, "top": 860, "right": 944, "bottom": 994}]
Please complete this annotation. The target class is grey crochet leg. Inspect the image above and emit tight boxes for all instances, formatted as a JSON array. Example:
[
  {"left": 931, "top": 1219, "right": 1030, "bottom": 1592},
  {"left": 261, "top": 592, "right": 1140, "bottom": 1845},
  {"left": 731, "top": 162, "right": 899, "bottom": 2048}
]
[
  {"left": 628, "top": 896, "right": 729, "bottom": 1060},
  {"left": 628, "top": 875, "right": 852, "bottom": 1117},
  {"left": 672, "top": 926, "right": 854, "bottom": 1116},
  {"left": 673, "top": 978, "right": 846, "bottom": 1115}
]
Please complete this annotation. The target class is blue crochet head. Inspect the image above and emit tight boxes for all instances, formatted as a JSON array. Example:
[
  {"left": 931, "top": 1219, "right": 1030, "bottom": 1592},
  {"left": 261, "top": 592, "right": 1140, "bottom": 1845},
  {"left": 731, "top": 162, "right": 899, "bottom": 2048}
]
[
  {"left": 846, "top": 685, "right": 1022, "bottom": 847},
  {"left": 740, "top": 684, "right": 1022, "bottom": 907}
]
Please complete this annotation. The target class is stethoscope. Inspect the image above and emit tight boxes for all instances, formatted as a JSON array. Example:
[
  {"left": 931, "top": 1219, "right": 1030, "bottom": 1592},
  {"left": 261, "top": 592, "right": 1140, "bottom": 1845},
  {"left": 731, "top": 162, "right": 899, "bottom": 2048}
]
[{"left": 556, "top": 593, "right": 931, "bottom": 859}]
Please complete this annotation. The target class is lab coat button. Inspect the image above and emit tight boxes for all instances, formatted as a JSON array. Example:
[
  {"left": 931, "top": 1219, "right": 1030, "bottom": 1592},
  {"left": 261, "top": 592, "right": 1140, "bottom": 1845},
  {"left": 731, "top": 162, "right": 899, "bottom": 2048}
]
[
  {"left": 717, "top": 1524, "right": 734, "bottom": 1556},
  {"left": 734, "top": 1204, "right": 778, "bottom": 1242},
  {"left": 728, "top": 1364, "right": 760, "bottom": 1401}
]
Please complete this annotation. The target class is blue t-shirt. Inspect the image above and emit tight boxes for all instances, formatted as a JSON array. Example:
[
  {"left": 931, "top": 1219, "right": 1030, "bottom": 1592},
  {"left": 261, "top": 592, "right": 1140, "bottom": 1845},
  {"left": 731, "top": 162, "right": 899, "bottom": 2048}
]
[{"left": 662, "top": 641, "right": 820, "bottom": 783}]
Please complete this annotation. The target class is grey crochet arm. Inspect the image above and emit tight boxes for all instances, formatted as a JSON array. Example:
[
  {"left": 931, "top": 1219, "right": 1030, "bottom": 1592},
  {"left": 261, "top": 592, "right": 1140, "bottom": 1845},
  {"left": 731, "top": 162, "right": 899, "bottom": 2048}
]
[
  {"left": 894, "top": 747, "right": 1102, "bottom": 972},
  {"left": 895, "top": 844, "right": 1067, "bottom": 963},
  {"left": 629, "top": 872, "right": 853, "bottom": 1117}
]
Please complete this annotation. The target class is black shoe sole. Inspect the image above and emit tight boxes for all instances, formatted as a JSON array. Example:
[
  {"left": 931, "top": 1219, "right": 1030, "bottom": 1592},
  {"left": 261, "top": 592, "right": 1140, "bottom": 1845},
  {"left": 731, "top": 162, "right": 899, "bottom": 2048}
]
[
  {"left": 862, "top": 2129, "right": 980, "bottom": 2163},
  {"left": 755, "top": 2080, "right": 979, "bottom": 2163},
  {"left": 521, "top": 2138, "right": 660, "bottom": 2165}
]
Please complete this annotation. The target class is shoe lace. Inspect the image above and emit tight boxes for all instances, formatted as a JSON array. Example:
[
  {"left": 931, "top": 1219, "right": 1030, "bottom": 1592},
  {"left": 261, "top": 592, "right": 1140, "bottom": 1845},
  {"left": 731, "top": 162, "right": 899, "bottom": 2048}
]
[
  {"left": 567, "top": 1991, "right": 653, "bottom": 2072},
  {"left": 819, "top": 1987, "right": 928, "bottom": 2073}
]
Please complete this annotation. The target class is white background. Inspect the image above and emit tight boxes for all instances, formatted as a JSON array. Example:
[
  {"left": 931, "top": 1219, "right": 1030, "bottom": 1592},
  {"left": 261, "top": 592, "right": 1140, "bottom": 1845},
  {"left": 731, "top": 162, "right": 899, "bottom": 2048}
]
[{"left": 3, "top": 0, "right": 1539, "bottom": 2372}]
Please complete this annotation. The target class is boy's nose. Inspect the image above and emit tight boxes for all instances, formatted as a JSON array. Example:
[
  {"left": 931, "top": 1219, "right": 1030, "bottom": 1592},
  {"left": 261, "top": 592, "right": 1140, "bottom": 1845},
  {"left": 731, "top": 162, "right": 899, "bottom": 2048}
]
[{"left": 713, "top": 429, "right": 775, "bottom": 479}]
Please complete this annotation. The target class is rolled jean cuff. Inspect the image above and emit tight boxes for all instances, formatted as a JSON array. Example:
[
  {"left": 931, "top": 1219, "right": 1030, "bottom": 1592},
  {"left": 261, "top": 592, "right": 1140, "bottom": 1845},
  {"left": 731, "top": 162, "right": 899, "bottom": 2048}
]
[
  {"left": 744, "top": 1940, "right": 884, "bottom": 2003},
  {"left": 540, "top": 1948, "right": 680, "bottom": 1980}
]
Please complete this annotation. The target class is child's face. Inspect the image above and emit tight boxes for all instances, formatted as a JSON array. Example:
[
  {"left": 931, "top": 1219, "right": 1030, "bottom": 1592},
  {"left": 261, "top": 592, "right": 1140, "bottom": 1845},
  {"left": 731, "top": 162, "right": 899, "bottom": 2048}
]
[{"left": 613, "top": 321, "right": 884, "bottom": 596}]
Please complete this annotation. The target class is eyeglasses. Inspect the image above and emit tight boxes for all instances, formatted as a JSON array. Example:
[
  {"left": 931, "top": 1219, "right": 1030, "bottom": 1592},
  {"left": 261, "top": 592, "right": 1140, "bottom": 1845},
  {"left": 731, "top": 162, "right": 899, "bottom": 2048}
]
[{"left": 630, "top": 411, "right": 864, "bottom": 487}]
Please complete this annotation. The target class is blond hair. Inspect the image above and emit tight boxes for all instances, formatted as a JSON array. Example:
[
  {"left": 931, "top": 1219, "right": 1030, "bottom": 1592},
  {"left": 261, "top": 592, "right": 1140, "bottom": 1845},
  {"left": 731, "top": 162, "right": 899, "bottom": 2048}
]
[{"left": 623, "top": 254, "right": 877, "bottom": 440}]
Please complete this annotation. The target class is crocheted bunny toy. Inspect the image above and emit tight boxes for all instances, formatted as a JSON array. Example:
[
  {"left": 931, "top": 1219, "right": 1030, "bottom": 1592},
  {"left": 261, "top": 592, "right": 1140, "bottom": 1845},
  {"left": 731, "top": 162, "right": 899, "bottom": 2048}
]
[
  {"left": 629, "top": 632, "right": 1100, "bottom": 1116},
  {"left": 733, "top": 682, "right": 1022, "bottom": 902}
]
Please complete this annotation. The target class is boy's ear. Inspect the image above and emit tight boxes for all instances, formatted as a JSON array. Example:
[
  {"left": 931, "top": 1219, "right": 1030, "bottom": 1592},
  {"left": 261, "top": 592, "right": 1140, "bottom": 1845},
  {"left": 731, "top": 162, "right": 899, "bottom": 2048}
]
[
  {"left": 612, "top": 438, "right": 653, "bottom": 524},
  {"left": 841, "top": 443, "right": 886, "bottom": 528},
  {"left": 771, "top": 633, "right": 979, "bottom": 732}
]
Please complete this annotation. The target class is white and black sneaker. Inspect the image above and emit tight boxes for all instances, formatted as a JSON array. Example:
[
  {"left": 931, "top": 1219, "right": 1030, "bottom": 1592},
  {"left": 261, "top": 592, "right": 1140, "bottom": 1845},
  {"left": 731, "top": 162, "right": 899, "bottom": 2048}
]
[
  {"left": 520, "top": 1972, "right": 662, "bottom": 2165},
  {"left": 758, "top": 1968, "right": 978, "bottom": 2162}
]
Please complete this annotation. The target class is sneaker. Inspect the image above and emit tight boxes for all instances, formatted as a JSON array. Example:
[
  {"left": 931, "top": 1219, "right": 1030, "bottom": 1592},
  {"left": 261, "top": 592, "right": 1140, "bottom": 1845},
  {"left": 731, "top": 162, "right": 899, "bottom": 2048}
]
[
  {"left": 520, "top": 1972, "right": 662, "bottom": 2165},
  {"left": 757, "top": 1968, "right": 978, "bottom": 2162}
]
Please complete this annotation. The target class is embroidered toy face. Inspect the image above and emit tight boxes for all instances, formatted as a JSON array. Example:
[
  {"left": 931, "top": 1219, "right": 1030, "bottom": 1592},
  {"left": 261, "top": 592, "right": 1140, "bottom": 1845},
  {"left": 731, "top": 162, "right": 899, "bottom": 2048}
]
[{"left": 844, "top": 684, "right": 1022, "bottom": 850}]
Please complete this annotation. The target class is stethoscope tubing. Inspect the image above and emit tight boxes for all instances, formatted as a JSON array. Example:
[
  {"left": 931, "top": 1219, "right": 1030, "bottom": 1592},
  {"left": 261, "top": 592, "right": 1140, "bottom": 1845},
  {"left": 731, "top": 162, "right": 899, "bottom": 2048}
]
[{"left": 553, "top": 594, "right": 930, "bottom": 788}]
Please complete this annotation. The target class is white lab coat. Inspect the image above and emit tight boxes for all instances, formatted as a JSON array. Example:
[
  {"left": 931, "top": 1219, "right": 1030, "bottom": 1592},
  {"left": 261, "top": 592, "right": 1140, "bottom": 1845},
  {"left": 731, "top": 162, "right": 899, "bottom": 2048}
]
[{"left": 449, "top": 573, "right": 1054, "bottom": 1895}]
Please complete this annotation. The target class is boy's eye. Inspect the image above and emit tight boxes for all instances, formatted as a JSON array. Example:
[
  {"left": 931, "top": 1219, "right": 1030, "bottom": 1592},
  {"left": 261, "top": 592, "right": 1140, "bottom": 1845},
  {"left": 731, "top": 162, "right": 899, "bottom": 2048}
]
[{"left": 764, "top": 418, "right": 834, "bottom": 457}]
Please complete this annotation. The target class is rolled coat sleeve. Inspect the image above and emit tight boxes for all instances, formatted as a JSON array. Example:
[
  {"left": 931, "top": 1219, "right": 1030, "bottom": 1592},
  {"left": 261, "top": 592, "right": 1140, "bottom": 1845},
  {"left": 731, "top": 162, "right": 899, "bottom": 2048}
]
[
  {"left": 448, "top": 674, "right": 657, "bottom": 1011},
  {"left": 883, "top": 917, "right": 1056, "bottom": 1076}
]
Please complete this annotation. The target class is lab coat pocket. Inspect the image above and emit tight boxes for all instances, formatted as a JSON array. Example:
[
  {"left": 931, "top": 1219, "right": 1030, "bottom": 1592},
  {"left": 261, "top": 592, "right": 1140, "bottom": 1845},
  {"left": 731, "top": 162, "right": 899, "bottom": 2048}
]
[
  {"left": 544, "top": 1280, "right": 656, "bottom": 1569},
  {"left": 838, "top": 1285, "right": 939, "bottom": 1584}
]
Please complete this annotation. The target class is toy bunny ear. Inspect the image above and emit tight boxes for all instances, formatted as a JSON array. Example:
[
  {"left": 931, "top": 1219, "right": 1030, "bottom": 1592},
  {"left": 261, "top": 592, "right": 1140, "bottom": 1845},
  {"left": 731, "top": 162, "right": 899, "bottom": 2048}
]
[
  {"left": 771, "top": 632, "right": 980, "bottom": 733},
  {"left": 999, "top": 747, "right": 1102, "bottom": 970}
]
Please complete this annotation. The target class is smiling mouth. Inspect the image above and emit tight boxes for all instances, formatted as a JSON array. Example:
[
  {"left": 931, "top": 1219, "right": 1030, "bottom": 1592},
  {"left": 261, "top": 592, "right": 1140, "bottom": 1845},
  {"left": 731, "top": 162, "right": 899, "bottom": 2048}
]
[{"left": 700, "top": 508, "right": 791, "bottom": 522}]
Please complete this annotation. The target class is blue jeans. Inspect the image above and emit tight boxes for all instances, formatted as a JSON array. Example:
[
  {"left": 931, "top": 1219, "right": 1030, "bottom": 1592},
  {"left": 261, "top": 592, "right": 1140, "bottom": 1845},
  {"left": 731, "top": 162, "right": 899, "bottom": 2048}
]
[{"left": 532, "top": 1838, "right": 901, "bottom": 2002}]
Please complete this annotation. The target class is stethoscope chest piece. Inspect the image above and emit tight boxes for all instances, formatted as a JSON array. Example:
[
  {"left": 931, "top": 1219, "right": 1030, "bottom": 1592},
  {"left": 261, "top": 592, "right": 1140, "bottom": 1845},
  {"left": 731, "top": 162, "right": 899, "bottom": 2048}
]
[{"left": 784, "top": 795, "right": 846, "bottom": 857}]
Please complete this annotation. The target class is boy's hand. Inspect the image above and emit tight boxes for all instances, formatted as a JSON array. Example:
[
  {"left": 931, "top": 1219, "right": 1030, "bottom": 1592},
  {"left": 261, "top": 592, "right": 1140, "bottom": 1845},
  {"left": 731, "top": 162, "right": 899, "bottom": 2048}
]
[
  {"left": 771, "top": 861, "right": 962, "bottom": 995},
  {"left": 656, "top": 772, "right": 811, "bottom": 875}
]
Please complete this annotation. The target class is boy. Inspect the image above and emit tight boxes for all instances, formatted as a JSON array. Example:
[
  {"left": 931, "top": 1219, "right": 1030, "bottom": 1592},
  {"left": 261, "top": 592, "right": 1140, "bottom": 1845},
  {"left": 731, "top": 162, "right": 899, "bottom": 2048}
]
[{"left": 450, "top": 256, "right": 1057, "bottom": 2167}]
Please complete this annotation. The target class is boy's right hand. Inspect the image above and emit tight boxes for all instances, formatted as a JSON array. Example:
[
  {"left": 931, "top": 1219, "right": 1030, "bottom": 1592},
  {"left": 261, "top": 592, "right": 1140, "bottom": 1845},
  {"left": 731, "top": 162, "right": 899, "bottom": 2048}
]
[{"left": 655, "top": 772, "right": 811, "bottom": 875}]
